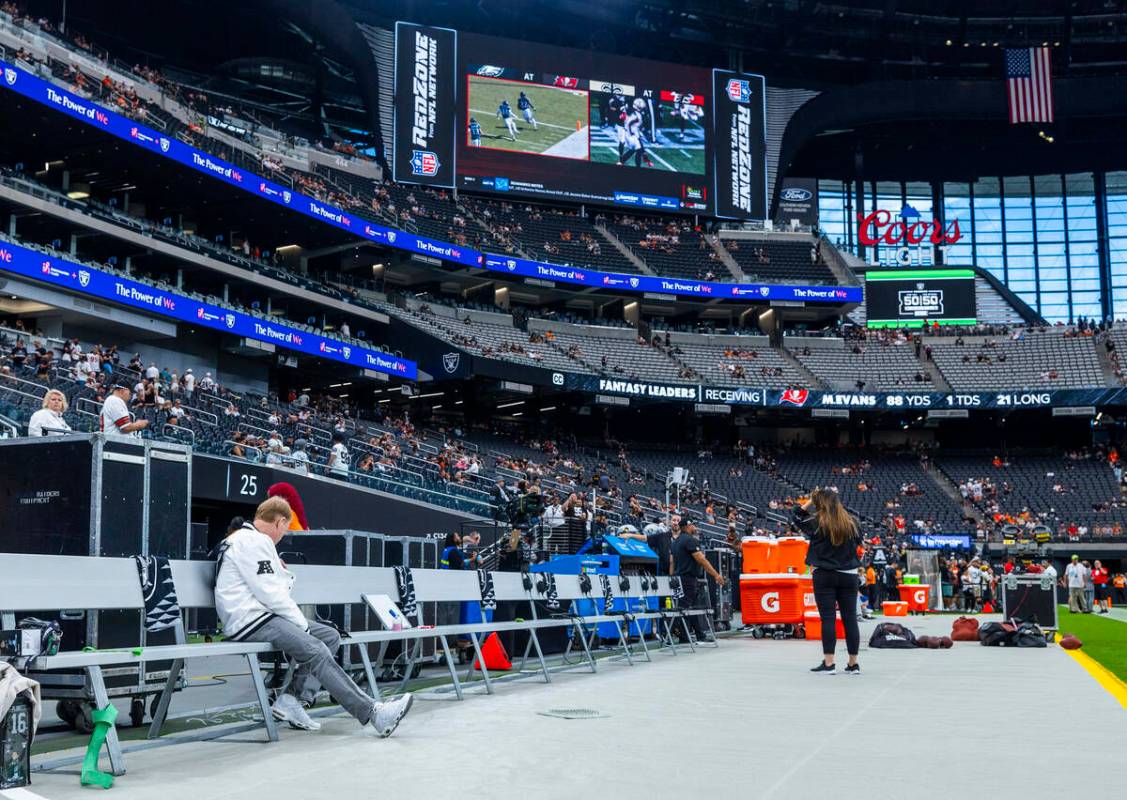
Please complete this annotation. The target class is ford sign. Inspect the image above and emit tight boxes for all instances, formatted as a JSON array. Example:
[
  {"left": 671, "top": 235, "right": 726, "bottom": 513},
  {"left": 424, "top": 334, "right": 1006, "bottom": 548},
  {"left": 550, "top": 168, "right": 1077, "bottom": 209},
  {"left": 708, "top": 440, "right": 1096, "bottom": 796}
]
[{"left": 780, "top": 188, "right": 813, "bottom": 202}]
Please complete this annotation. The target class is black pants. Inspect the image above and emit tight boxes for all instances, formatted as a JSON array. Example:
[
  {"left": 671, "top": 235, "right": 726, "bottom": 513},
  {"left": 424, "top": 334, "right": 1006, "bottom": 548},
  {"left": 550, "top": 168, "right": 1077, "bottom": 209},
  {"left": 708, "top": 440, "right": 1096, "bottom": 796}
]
[
  {"left": 676, "top": 575, "right": 708, "bottom": 641},
  {"left": 812, "top": 569, "right": 861, "bottom": 657},
  {"left": 868, "top": 582, "right": 881, "bottom": 609}
]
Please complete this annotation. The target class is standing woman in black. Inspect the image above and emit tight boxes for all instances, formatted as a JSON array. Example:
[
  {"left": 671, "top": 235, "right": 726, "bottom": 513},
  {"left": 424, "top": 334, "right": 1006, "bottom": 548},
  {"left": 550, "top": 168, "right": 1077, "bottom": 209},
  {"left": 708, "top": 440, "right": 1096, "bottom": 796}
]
[{"left": 794, "top": 488, "right": 862, "bottom": 675}]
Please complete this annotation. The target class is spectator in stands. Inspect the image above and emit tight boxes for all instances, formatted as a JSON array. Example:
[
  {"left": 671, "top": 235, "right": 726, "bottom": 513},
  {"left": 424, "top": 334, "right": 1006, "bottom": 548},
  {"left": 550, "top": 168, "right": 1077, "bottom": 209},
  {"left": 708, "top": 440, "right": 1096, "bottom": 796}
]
[
  {"left": 100, "top": 383, "right": 148, "bottom": 439},
  {"left": 327, "top": 433, "right": 350, "bottom": 479},
  {"left": 794, "top": 488, "right": 862, "bottom": 675},
  {"left": 27, "top": 389, "right": 71, "bottom": 437},
  {"left": 214, "top": 497, "right": 413, "bottom": 735},
  {"left": 1064, "top": 555, "right": 1089, "bottom": 613},
  {"left": 182, "top": 368, "right": 196, "bottom": 394},
  {"left": 9, "top": 338, "right": 27, "bottom": 371},
  {"left": 288, "top": 439, "right": 311, "bottom": 475}
]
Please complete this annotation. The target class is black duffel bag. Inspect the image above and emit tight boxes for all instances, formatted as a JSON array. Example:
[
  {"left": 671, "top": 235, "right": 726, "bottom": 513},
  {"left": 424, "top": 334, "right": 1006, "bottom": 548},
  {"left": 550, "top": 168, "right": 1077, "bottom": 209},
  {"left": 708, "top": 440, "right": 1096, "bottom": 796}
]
[
  {"left": 1011, "top": 621, "right": 1048, "bottom": 648},
  {"left": 978, "top": 621, "right": 1017, "bottom": 646},
  {"left": 868, "top": 622, "right": 918, "bottom": 649}
]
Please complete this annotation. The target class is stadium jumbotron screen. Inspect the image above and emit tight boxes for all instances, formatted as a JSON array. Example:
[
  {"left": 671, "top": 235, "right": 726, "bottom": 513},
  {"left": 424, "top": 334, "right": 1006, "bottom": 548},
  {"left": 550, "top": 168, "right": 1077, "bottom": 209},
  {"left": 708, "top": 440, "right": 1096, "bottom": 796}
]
[
  {"left": 392, "top": 22, "right": 766, "bottom": 218},
  {"left": 864, "top": 269, "right": 978, "bottom": 329}
]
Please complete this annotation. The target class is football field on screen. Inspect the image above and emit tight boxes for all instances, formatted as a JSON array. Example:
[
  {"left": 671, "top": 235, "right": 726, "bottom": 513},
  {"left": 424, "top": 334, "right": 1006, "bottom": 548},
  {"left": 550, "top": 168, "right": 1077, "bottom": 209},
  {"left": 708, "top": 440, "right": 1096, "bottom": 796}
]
[{"left": 467, "top": 76, "right": 589, "bottom": 160}]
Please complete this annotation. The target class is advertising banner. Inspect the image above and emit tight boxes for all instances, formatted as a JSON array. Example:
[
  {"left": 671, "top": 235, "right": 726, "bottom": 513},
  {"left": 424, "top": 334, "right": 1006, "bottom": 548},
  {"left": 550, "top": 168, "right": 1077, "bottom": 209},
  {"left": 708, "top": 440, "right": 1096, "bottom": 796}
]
[
  {"left": 712, "top": 69, "right": 767, "bottom": 219},
  {"left": 392, "top": 22, "right": 457, "bottom": 187},
  {"left": 0, "top": 239, "right": 417, "bottom": 379},
  {"left": 865, "top": 269, "right": 977, "bottom": 328},
  {"left": 774, "top": 178, "right": 818, "bottom": 228}
]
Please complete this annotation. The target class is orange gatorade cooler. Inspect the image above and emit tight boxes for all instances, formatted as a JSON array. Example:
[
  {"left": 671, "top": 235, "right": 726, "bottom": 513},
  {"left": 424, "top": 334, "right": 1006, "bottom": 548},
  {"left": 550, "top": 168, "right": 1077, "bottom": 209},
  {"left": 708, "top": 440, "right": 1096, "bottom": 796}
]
[
  {"left": 898, "top": 584, "right": 931, "bottom": 613},
  {"left": 775, "top": 536, "right": 808, "bottom": 574},
  {"left": 739, "top": 574, "right": 812, "bottom": 624},
  {"left": 740, "top": 537, "right": 778, "bottom": 574},
  {"left": 882, "top": 601, "right": 909, "bottom": 617},
  {"left": 802, "top": 610, "right": 845, "bottom": 641}
]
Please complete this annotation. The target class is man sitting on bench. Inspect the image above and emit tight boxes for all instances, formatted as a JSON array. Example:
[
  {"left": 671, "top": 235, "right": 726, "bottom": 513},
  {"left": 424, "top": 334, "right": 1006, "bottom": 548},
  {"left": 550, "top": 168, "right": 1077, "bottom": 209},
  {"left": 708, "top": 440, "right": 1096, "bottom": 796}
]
[{"left": 215, "top": 496, "right": 413, "bottom": 736}]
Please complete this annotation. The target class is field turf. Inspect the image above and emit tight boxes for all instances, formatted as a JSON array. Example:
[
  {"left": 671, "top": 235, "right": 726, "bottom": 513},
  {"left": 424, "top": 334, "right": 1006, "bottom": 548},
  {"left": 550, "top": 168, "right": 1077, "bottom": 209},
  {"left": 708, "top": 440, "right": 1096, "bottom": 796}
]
[{"left": 467, "top": 75, "right": 588, "bottom": 159}]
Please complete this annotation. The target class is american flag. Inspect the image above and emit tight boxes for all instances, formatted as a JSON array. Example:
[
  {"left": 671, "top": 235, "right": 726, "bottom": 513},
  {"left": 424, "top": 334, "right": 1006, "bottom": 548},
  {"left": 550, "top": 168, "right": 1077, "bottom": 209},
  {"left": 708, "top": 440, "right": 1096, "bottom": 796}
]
[{"left": 1005, "top": 47, "right": 1054, "bottom": 124}]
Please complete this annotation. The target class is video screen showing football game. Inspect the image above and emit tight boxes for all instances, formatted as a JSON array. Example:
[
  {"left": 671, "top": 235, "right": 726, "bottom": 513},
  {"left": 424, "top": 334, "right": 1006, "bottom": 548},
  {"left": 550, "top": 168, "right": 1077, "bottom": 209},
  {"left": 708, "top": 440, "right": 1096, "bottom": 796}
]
[
  {"left": 466, "top": 72, "right": 590, "bottom": 160},
  {"left": 455, "top": 31, "right": 716, "bottom": 214}
]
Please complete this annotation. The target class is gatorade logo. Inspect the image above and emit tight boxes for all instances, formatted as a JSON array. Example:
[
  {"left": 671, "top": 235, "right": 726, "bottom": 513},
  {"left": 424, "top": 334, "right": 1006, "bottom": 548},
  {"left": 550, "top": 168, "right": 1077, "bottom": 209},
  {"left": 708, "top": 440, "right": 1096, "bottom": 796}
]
[
  {"left": 803, "top": 592, "right": 815, "bottom": 607},
  {"left": 914, "top": 589, "right": 927, "bottom": 605},
  {"left": 761, "top": 592, "right": 780, "bottom": 613}
]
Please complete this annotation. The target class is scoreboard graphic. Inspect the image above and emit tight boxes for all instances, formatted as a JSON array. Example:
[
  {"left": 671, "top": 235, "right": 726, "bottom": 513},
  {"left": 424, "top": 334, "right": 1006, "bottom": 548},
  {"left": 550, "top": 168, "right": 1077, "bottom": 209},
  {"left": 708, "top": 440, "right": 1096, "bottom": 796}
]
[{"left": 864, "top": 269, "right": 977, "bottom": 328}]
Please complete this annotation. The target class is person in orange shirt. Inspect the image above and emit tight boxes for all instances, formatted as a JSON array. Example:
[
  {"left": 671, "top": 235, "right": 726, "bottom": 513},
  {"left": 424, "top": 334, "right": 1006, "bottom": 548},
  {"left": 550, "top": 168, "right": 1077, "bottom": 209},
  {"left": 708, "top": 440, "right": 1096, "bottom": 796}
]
[
  {"left": 1112, "top": 572, "right": 1126, "bottom": 607},
  {"left": 865, "top": 563, "right": 880, "bottom": 609}
]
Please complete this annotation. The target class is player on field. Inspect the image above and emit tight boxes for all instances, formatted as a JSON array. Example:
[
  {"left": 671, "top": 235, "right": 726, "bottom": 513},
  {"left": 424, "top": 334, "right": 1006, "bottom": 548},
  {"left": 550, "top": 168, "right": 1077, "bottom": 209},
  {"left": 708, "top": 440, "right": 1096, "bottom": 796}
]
[
  {"left": 618, "top": 98, "right": 654, "bottom": 168},
  {"left": 517, "top": 91, "right": 539, "bottom": 131},
  {"left": 469, "top": 117, "right": 482, "bottom": 146},
  {"left": 497, "top": 100, "right": 519, "bottom": 141},
  {"left": 675, "top": 91, "right": 700, "bottom": 140},
  {"left": 607, "top": 88, "right": 628, "bottom": 160}
]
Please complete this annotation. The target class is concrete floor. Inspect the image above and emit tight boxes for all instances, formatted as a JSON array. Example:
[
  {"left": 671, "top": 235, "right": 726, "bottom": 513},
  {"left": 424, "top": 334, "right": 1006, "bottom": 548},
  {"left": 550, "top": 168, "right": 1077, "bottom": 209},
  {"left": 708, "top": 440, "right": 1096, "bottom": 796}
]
[{"left": 14, "top": 613, "right": 1127, "bottom": 800}]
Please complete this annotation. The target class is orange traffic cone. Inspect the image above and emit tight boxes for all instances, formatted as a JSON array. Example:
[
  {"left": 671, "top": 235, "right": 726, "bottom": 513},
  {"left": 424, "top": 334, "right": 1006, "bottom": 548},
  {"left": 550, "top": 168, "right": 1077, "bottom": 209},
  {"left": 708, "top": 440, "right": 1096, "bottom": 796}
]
[{"left": 473, "top": 633, "right": 511, "bottom": 671}]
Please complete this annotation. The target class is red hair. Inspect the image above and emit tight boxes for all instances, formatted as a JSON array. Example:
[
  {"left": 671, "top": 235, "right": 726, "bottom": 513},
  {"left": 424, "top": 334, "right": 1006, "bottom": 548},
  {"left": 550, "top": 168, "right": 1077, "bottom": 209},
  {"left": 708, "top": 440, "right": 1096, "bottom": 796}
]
[{"left": 267, "top": 482, "right": 309, "bottom": 530}]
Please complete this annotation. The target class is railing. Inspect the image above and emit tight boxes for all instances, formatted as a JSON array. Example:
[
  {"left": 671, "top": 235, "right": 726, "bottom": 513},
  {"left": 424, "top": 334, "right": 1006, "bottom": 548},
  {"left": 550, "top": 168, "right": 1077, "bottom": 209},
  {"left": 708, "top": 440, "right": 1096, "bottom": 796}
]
[{"left": 162, "top": 424, "right": 194, "bottom": 446}]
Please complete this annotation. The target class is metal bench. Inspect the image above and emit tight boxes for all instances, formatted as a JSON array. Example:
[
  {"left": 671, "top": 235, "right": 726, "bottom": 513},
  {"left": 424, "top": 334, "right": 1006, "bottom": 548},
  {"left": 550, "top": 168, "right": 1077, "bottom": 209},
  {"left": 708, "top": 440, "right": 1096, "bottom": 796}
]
[{"left": 0, "top": 553, "right": 711, "bottom": 777}]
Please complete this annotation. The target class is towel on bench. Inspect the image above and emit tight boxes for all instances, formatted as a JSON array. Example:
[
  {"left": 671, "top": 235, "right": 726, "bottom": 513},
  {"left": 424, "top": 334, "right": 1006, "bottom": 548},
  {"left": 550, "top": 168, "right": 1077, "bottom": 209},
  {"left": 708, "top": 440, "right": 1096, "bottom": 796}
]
[
  {"left": 600, "top": 574, "right": 614, "bottom": 609},
  {"left": 477, "top": 569, "right": 496, "bottom": 611},
  {"left": 134, "top": 555, "right": 181, "bottom": 632},
  {"left": 394, "top": 566, "right": 417, "bottom": 616}
]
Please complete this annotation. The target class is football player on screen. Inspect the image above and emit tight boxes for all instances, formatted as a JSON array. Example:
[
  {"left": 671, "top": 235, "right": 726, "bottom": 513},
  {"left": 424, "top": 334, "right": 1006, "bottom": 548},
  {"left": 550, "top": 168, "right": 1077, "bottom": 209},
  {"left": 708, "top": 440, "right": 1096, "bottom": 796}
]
[
  {"left": 469, "top": 117, "right": 482, "bottom": 146},
  {"left": 675, "top": 91, "right": 701, "bottom": 140},
  {"left": 608, "top": 88, "right": 628, "bottom": 160},
  {"left": 497, "top": 100, "right": 519, "bottom": 141},
  {"left": 517, "top": 91, "right": 539, "bottom": 131},
  {"left": 618, "top": 98, "right": 654, "bottom": 168}
]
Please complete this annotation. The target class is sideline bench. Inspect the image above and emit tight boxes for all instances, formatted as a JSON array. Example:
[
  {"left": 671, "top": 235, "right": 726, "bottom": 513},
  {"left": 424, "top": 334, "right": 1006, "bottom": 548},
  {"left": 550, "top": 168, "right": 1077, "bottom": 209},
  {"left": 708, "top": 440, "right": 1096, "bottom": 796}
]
[{"left": 0, "top": 553, "right": 713, "bottom": 776}]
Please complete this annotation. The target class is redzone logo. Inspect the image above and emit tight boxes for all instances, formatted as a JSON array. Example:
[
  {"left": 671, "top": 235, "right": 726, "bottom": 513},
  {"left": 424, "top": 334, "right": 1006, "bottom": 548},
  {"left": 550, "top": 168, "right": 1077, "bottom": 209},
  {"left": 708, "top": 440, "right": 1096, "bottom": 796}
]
[{"left": 780, "top": 388, "right": 809, "bottom": 406}]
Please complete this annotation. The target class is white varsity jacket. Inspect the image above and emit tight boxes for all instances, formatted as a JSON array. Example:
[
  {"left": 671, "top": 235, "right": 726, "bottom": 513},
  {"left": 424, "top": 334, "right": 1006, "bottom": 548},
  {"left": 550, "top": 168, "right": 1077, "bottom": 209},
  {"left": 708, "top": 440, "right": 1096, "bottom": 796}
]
[{"left": 214, "top": 523, "right": 308, "bottom": 640}]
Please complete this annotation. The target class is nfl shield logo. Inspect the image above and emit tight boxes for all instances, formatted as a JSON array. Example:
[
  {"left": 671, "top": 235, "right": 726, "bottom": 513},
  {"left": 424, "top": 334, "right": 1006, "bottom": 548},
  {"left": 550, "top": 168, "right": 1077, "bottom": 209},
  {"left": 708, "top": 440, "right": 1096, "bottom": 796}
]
[
  {"left": 442, "top": 352, "right": 460, "bottom": 374},
  {"left": 506, "top": 259, "right": 517, "bottom": 271},
  {"left": 224, "top": 314, "right": 236, "bottom": 328},
  {"left": 727, "top": 78, "right": 751, "bottom": 103},
  {"left": 282, "top": 191, "right": 291, "bottom": 204},
  {"left": 4, "top": 68, "right": 16, "bottom": 86},
  {"left": 410, "top": 150, "right": 440, "bottom": 177},
  {"left": 629, "top": 277, "right": 639, "bottom": 288},
  {"left": 159, "top": 137, "right": 170, "bottom": 152},
  {"left": 78, "top": 270, "right": 90, "bottom": 287},
  {"left": 387, "top": 231, "right": 397, "bottom": 244}
]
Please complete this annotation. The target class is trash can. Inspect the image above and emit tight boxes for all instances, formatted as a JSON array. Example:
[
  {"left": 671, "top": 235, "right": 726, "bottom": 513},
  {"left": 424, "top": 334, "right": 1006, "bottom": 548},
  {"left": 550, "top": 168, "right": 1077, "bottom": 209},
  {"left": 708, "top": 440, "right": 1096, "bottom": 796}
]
[
  {"left": 898, "top": 583, "right": 931, "bottom": 614},
  {"left": 1, "top": 695, "right": 32, "bottom": 790}
]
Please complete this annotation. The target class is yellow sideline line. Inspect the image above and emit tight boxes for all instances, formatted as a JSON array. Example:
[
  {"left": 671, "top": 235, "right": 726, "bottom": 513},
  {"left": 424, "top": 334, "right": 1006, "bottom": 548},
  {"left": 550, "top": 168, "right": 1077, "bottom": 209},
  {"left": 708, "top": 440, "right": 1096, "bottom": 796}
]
[{"left": 1055, "top": 633, "right": 1127, "bottom": 710}]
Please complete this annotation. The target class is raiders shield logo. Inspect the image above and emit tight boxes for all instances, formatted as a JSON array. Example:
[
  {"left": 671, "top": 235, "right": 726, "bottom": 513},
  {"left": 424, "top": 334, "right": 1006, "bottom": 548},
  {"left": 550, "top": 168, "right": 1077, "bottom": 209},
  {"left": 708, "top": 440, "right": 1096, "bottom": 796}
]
[
  {"left": 159, "top": 137, "right": 170, "bottom": 152},
  {"left": 342, "top": 346, "right": 351, "bottom": 359},
  {"left": 387, "top": 231, "right": 397, "bottom": 244},
  {"left": 282, "top": 190, "right": 291, "bottom": 204},
  {"left": 4, "top": 68, "right": 17, "bottom": 86},
  {"left": 629, "top": 277, "right": 639, "bottom": 288},
  {"left": 78, "top": 270, "right": 90, "bottom": 287},
  {"left": 442, "top": 352, "right": 460, "bottom": 373},
  {"left": 759, "top": 286, "right": 770, "bottom": 297},
  {"left": 224, "top": 313, "right": 236, "bottom": 328}
]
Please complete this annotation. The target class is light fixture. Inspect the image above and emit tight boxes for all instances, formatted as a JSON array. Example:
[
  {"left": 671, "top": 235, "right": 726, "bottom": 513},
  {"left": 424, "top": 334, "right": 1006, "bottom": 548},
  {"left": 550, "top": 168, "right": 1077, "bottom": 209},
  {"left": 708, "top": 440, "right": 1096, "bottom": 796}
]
[
  {"left": 496, "top": 400, "right": 524, "bottom": 409},
  {"left": 945, "top": 39, "right": 952, "bottom": 46}
]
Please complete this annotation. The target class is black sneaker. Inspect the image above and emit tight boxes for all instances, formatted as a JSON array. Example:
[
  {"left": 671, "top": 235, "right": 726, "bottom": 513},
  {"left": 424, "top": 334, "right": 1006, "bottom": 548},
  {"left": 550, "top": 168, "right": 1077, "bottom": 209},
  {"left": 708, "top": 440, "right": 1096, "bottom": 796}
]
[
  {"left": 844, "top": 664, "right": 861, "bottom": 676},
  {"left": 810, "top": 662, "right": 835, "bottom": 675}
]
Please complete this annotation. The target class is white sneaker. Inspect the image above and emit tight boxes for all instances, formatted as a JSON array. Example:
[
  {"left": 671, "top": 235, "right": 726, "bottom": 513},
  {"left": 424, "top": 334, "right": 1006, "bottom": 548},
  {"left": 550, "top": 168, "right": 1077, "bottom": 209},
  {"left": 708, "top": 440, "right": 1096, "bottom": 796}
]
[
  {"left": 272, "top": 693, "right": 321, "bottom": 731},
  {"left": 370, "top": 694, "right": 414, "bottom": 738}
]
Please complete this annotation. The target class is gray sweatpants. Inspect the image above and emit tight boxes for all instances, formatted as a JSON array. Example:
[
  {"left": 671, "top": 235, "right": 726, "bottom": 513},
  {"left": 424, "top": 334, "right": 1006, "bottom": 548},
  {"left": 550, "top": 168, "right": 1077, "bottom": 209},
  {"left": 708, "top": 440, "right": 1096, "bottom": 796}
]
[{"left": 244, "top": 618, "right": 373, "bottom": 724}]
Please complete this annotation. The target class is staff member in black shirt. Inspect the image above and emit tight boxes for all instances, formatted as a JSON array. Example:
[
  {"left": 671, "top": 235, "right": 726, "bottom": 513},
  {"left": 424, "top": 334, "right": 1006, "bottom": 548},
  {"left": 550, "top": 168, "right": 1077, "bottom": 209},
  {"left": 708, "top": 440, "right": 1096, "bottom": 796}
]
[
  {"left": 670, "top": 518, "right": 726, "bottom": 643},
  {"left": 794, "top": 489, "right": 862, "bottom": 675}
]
